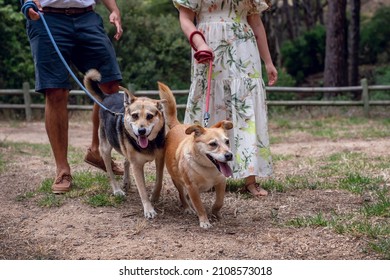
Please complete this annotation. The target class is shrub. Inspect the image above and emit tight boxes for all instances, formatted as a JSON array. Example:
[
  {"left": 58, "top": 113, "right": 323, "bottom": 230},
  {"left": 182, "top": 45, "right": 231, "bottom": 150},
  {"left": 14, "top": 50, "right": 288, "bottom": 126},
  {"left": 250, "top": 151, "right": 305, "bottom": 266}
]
[
  {"left": 371, "top": 65, "right": 390, "bottom": 100},
  {"left": 360, "top": 7, "right": 390, "bottom": 64},
  {"left": 280, "top": 25, "right": 326, "bottom": 85}
]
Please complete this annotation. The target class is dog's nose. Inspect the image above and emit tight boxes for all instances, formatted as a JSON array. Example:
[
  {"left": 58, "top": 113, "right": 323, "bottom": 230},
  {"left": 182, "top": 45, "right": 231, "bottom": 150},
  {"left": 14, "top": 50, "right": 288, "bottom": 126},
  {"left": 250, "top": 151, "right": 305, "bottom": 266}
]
[
  {"left": 138, "top": 127, "right": 146, "bottom": 135},
  {"left": 225, "top": 152, "right": 233, "bottom": 161}
]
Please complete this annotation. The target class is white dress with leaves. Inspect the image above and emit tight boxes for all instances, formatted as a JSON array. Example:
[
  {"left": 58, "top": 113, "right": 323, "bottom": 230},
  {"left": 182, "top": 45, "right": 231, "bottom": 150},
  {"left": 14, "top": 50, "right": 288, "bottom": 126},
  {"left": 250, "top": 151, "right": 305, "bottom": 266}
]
[{"left": 173, "top": 0, "right": 272, "bottom": 179}]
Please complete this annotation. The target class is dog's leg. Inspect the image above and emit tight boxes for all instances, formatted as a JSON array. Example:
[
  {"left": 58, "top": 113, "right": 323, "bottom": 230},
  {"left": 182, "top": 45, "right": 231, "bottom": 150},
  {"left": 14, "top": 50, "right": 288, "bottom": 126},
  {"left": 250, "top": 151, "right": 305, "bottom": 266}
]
[
  {"left": 100, "top": 139, "right": 125, "bottom": 196},
  {"left": 123, "top": 159, "right": 130, "bottom": 194},
  {"left": 150, "top": 150, "right": 164, "bottom": 203},
  {"left": 212, "top": 180, "right": 226, "bottom": 220},
  {"left": 132, "top": 163, "right": 157, "bottom": 219},
  {"left": 186, "top": 186, "right": 212, "bottom": 229},
  {"left": 174, "top": 180, "right": 195, "bottom": 215}
]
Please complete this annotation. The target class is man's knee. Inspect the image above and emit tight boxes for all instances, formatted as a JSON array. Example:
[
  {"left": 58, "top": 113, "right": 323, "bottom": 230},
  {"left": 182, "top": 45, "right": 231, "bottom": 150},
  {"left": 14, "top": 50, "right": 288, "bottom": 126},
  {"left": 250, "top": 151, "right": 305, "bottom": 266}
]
[{"left": 45, "top": 89, "right": 69, "bottom": 105}]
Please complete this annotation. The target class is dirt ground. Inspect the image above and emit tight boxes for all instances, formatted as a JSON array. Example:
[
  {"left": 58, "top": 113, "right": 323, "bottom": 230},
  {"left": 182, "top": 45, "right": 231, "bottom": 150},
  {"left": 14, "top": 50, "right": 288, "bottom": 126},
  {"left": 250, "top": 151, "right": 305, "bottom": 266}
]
[{"left": 0, "top": 120, "right": 388, "bottom": 260}]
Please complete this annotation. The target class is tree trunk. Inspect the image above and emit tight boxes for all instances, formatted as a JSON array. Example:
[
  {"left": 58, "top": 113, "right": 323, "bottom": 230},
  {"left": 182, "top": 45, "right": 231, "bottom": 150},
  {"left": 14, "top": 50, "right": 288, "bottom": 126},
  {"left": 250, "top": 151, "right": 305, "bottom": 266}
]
[
  {"left": 283, "top": 0, "right": 295, "bottom": 40},
  {"left": 292, "top": 0, "right": 300, "bottom": 40},
  {"left": 348, "top": 0, "right": 361, "bottom": 99},
  {"left": 316, "top": 0, "right": 325, "bottom": 25},
  {"left": 323, "top": 0, "right": 348, "bottom": 98}
]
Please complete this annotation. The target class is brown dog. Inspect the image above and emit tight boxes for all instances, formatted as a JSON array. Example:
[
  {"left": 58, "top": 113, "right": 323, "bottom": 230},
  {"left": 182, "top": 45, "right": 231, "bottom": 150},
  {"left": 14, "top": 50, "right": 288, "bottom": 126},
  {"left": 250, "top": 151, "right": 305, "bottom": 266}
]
[
  {"left": 158, "top": 82, "right": 233, "bottom": 228},
  {"left": 84, "top": 70, "right": 166, "bottom": 219}
]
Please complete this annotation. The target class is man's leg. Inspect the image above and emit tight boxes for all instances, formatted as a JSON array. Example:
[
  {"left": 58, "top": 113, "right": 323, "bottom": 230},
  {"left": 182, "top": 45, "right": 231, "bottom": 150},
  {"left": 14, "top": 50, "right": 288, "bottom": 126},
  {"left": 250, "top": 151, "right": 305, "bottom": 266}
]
[
  {"left": 90, "top": 103, "right": 100, "bottom": 155},
  {"left": 84, "top": 81, "right": 124, "bottom": 175},
  {"left": 45, "top": 88, "right": 72, "bottom": 193}
]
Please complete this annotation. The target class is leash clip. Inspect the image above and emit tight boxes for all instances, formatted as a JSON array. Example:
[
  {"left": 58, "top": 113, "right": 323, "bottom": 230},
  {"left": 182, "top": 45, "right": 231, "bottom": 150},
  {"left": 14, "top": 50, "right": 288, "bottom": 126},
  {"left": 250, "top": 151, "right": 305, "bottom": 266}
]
[{"left": 203, "top": 112, "right": 210, "bottom": 128}]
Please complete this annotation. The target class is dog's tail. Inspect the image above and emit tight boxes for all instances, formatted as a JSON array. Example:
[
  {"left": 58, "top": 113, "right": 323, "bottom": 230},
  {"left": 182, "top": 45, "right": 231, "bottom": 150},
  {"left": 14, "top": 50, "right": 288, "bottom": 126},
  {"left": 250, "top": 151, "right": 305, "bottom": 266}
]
[
  {"left": 158, "top": 82, "right": 180, "bottom": 129},
  {"left": 84, "top": 69, "right": 105, "bottom": 102}
]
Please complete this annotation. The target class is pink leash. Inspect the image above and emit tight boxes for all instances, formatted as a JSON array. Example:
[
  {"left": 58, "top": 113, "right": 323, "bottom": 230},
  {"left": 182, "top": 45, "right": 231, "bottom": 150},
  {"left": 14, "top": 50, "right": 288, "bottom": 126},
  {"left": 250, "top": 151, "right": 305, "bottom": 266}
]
[{"left": 189, "top": 31, "right": 214, "bottom": 127}]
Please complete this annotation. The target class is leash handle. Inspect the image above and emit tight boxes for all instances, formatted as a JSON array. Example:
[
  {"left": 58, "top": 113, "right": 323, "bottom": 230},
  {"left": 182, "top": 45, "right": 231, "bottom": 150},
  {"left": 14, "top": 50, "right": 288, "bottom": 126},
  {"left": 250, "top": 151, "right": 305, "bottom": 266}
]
[
  {"left": 21, "top": 0, "right": 38, "bottom": 20},
  {"left": 189, "top": 30, "right": 214, "bottom": 64},
  {"left": 189, "top": 30, "right": 205, "bottom": 51}
]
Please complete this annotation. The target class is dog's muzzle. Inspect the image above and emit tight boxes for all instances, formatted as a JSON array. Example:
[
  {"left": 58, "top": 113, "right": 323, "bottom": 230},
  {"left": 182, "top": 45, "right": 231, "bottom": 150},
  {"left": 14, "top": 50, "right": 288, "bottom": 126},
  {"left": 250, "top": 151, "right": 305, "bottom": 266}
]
[
  {"left": 207, "top": 153, "right": 233, "bottom": 177},
  {"left": 138, "top": 127, "right": 147, "bottom": 136}
]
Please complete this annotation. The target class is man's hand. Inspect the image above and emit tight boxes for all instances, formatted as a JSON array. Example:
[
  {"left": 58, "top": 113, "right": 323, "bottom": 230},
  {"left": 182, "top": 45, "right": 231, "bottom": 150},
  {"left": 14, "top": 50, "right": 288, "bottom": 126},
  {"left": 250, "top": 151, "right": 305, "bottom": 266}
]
[
  {"left": 109, "top": 11, "right": 123, "bottom": 40},
  {"left": 100, "top": 0, "right": 123, "bottom": 41},
  {"left": 27, "top": 0, "right": 42, "bottom": 20}
]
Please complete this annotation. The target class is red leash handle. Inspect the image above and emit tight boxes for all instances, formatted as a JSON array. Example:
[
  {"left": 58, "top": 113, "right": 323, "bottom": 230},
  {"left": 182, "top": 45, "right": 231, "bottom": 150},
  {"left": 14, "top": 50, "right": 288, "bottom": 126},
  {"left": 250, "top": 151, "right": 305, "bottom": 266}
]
[
  {"left": 189, "top": 30, "right": 205, "bottom": 51},
  {"left": 189, "top": 30, "right": 214, "bottom": 63}
]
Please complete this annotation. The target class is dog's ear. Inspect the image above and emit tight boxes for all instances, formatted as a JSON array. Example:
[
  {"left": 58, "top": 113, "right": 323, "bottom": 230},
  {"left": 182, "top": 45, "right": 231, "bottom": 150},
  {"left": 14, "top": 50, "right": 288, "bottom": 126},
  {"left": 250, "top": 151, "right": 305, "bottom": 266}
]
[
  {"left": 185, "top": 124, "right": 206, "bottom": 137},
  {"left": 120, "top": 86, "right": 137, "bottom": 105},
  {"left": 212, "top": 120, "right": 233, "bottom": 131},
  {"left": 157, "top": 99, "right": 167, "bottom": 111}
]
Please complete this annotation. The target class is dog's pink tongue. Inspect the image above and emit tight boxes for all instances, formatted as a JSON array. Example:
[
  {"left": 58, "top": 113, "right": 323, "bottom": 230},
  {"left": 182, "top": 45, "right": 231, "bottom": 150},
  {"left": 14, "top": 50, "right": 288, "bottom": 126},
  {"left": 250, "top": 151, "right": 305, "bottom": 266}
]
[
  {"left": 138, "top": 136, "right": 148, "bottom": 148},
  {"left": 219, "top": 162, "right": 233, "bottom": 177}
]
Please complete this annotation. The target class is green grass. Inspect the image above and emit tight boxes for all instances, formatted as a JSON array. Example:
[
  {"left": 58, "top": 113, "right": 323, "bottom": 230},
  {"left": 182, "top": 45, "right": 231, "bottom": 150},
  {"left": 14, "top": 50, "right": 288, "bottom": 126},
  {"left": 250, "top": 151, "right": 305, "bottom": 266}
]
[
  {"left": 36, "top": 170, "right": 126, "bottom": 208},
  {"left": 271, "top": 154, "right": 294, "bottom": 162},
  {"left": 0, "top": 153, "right": 5, "bottom": 173},
  {"left": 38, "top": 194, "right": 64, "bottom": 207},
  {"left": 226, "top": 179, "right": 245, "bottom": 193},
  {"left": 87, "top": 193, "right": 126, "bottom": 207},
  {"left": 287, "top": 212, "right": 330, "bottom": 228},
  {"left": 0, "top": 141, "right": 52, "bottom": 158},
  {"left": 369, "top": 238, "right": 390, "bottom": 260},
  {"left": 269, "top": 113, "right": 390, "bottom": 144},
  {"left": 362, "top": 190, "right": 390, "bottom": 218},
  {"left": 0, "top": 140, "right": 83, "bottom": 163},
  {"left": 339, "top": 173, "right": 384, "bottom": 194}
]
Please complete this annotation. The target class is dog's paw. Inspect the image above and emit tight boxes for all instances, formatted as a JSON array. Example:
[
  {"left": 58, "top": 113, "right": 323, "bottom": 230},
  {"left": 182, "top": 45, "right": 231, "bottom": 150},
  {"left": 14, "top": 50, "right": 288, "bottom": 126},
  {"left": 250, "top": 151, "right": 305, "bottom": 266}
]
[
  {"left": 123, "top": 182, "right": 130, "bottom": 193},
  {"left": 211, "top": 211, "right": 222, "bottom": 220},
  {"left": 199, "top": 221, "right": 213, "bottom": 229},
  {"left": 183, "top": 207, "right": 196, "bottom": 215},
  {"left": 150, "top": 193, "right": 160, "bottom": 203},
  {"left": 144, "top": 209, "right": 157, "bottom": 219},
  {"left": 113, "top": 189, "right": 126, "bottom": 196}
]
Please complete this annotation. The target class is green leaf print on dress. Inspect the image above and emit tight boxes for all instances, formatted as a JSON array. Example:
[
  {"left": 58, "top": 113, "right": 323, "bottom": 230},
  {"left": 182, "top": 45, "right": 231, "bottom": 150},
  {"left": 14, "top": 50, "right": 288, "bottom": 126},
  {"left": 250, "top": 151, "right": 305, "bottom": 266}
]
[{"left": 256, "top": 134, "right": 271, "bottom": 158}]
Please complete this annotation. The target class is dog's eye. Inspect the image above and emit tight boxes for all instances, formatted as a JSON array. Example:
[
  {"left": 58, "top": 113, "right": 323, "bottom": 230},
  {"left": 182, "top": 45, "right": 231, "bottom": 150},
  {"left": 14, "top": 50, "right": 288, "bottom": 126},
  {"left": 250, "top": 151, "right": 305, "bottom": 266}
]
[
  {"left": 225, "top": 139, "right": 230, "bottom": 145},
  {"left": 131, "top": 113, "right": 139, "bottom": 120},
  {"left": 146, "top": 113, "right": 154, "bottom": 120},
  {"left": 209, "top": 141, "right": 218, "bottom": 148}
]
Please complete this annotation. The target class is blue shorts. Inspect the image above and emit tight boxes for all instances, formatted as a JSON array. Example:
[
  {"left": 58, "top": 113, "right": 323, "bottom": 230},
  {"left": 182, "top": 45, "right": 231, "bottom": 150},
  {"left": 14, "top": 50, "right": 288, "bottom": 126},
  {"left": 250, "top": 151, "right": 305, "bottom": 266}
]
[{"left": 26, "top": 11, "right": 122, "bottom": 92}]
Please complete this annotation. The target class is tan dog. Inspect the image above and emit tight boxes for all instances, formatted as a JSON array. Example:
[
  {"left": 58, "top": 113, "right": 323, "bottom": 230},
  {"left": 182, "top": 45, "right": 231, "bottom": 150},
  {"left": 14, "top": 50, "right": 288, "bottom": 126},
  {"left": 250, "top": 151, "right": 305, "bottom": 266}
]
[
  {"left": 84, "top": 69, "right": 166, "bottom": 219},
  {"left": 158, "top": 82, "right": 233, "bottom": 228}
]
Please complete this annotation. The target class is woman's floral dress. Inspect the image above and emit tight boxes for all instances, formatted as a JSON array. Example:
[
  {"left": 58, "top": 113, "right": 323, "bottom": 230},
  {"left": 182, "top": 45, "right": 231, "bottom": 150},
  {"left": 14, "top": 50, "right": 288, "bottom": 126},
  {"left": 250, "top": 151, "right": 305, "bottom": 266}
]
[{"left": 173, "top": 0, "right": 272, "bottom": 179}]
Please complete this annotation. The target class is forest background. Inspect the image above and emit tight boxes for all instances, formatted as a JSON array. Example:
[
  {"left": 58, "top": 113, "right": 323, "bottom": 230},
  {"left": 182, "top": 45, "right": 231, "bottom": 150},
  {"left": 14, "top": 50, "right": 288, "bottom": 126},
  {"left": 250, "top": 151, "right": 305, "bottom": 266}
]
[{"left": 0, "top": 0, "right": 389, "bottom": 103}]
